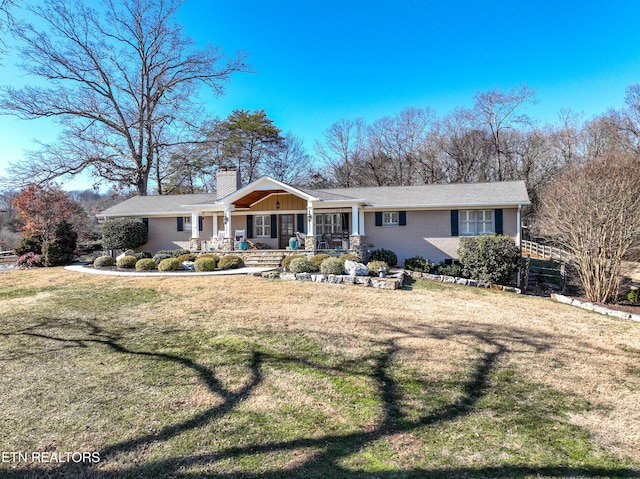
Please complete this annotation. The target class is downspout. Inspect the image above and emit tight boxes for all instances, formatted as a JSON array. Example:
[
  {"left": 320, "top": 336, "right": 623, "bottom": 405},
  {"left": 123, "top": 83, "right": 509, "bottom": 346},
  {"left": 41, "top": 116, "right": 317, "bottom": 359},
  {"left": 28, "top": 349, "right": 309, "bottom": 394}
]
[{"left": 516, "top": 204, "right": 522, "bottom": 288}]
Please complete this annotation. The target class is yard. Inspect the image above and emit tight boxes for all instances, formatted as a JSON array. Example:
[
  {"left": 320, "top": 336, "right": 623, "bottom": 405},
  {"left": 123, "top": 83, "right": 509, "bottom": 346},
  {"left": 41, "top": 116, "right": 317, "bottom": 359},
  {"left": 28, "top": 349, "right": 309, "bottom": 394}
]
[{"left": 1, "top": 268, "right": 639, "bottom": 478}]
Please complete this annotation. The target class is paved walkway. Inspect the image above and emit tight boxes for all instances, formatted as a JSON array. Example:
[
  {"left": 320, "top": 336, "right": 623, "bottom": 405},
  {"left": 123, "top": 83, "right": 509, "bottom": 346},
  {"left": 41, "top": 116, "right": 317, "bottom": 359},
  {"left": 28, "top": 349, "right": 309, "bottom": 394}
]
[{"left": 64, "top": 263, "right": 275, "bottom": 277}]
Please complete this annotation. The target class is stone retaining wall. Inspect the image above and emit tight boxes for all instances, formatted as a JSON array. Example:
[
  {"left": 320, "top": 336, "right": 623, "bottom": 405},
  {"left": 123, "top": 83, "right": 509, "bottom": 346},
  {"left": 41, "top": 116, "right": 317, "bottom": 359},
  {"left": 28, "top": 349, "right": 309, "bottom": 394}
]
[
  {"left": 275, "top": 271, "right": 404, "bottom": 290},
  {"left": 552, "top": 294, "right": 640, "bottom": 322},
  {"left": 404, "top": 270, "right": 521, "bottom": 294}
]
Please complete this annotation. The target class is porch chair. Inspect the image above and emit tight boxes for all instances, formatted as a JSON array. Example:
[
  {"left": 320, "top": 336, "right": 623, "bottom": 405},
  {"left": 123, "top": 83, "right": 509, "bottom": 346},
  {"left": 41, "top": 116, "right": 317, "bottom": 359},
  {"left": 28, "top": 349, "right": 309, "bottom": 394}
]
[
  {"left": 235, "top": 229, "right": 245, "bottom": 242},
  {"left": 330, "top": 233, "right": 342, "bottom": 249}
]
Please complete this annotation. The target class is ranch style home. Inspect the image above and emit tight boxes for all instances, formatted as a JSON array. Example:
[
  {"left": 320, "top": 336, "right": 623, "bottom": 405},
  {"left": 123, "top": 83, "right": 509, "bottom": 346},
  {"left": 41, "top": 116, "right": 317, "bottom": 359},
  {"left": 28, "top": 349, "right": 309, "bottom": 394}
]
[{"left": 99, "top": 168, "right": 531, "bottom": 265}]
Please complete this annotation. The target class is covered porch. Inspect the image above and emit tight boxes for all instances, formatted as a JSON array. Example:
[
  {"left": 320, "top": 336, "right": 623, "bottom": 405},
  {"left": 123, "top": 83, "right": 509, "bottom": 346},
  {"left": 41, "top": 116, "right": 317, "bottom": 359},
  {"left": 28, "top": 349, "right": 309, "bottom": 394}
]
[{"left": 183, "top": 177, "right": 368, "bottom": 258}]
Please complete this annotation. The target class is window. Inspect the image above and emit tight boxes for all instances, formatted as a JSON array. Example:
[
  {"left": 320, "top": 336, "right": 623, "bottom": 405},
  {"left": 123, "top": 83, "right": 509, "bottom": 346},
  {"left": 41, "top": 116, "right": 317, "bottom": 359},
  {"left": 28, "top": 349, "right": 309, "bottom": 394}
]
[
  {"left": 383, "top": 212, "right": 399, "bottom": 226},
  {"left": 315, "top": 213, "right": 341, "bottom": 235},
  {"left": 254, "top": 215, "right": 271, "bottom": 237},
  {"left": 460, "top": 210, "right": 494, "bottom": 236}
]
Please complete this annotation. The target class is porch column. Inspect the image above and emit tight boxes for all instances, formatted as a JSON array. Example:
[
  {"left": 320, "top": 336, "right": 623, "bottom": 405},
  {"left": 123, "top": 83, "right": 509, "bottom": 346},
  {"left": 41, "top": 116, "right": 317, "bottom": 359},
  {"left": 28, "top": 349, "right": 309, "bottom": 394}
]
[
  {"left": 222, "top": 205, "right": 233, "bottom": 251},
  {"left": 305, "top": 202, "right": 316, "bottom": 252},
  {"left": 212, "top": 214, "right": 219, "bottom": 239},
  {"left": 351, "top": 205, "right": 359, "bottom": 235},
  {"left": 189, "top": 211, "right": 201, "bottom": 251},
  {"left": 359, "top": 208, "right": 365, "bottom": 236}
]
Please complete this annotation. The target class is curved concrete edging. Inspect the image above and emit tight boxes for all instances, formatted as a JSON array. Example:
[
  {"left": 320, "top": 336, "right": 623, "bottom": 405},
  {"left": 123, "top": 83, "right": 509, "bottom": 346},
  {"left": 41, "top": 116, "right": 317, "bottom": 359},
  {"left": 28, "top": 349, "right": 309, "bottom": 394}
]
[
  {"left": 552, "top": 293, "right": 640, "bottom": 323},
  {"left": 64, "top": 264, "right": 275, "bottom": 277}
]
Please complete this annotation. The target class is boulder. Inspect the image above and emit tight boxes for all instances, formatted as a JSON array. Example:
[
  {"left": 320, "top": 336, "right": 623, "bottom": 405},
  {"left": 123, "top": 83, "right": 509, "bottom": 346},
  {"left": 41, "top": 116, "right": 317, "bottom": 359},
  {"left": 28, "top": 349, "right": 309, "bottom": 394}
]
[{"left": 344, "top": 260, "right": 369, "bottom": 276}]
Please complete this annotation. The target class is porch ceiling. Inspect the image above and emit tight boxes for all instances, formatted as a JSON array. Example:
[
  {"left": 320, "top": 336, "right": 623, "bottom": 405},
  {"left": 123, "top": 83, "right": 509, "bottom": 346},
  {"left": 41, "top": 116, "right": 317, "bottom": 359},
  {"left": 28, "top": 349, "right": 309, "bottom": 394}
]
[{"left": 232, "top": 189, "right": 287, "bottom": 208}]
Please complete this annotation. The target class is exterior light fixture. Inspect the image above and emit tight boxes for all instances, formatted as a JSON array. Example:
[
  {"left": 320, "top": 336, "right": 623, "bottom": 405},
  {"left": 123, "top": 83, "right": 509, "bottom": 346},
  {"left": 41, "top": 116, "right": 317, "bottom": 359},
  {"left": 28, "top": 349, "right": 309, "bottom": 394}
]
[
  {"left": 276, "top": 200, "right": 280, "bottom": 209},
  {"left": 223, "top": 214, "right": 228, "bottom": 224}
]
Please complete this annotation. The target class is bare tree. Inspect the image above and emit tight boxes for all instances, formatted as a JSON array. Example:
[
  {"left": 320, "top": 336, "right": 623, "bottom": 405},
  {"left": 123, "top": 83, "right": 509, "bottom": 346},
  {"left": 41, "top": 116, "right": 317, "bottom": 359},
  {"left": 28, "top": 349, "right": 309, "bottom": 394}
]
[
  {"left": 314, "top": 118, "right": 366, "bottom": 187},
  {"left": 0, "top": 0, "right": 248, "bottom": 195},
  {"left": 260, "top": 132, "right": 313, "bottom": 185},
  {"left": 539, "top": 153, "right": 640, "bottom": 303}
]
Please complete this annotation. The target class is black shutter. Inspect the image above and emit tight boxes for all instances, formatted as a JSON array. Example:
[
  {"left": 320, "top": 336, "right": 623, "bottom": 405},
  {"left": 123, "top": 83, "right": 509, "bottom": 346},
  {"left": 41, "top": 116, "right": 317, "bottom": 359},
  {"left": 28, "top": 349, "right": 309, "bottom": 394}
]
[
  {"left": 451, "top": 210, "right": 459, "bottom": 237},
  {"left": 270, "top": 214, "right": 277, "bottom": 238},
  {"left": 198, "top": 216, "right": 203, "bottom": 232},
  {"left": 375, "top": 212, "right": 383, "bottom": 227},
  {"left": 177, "top": 217, "right": 183, "bottom": 232},
  {"left": 297, "top": 213, "right": 305, "bottom": 233},
  {"left": 495, "top": 209, "right": 503, "bottom": 235},
  {"left": 399, "top": 211, "right": 407, "bottom": 226},
  {"left": 246, "top": 215, "right": 254, "bottom": 238}
]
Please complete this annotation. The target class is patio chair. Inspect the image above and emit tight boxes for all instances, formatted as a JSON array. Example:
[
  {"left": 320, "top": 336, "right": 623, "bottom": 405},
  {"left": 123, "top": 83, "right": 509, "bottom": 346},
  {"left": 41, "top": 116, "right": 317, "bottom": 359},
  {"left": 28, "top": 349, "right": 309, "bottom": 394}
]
[
  {"left": 330, "top": 233, "right": 342, "bottom": 249},
  {"left": 235, "top": 229, "right": 245, "bottom": 242}
]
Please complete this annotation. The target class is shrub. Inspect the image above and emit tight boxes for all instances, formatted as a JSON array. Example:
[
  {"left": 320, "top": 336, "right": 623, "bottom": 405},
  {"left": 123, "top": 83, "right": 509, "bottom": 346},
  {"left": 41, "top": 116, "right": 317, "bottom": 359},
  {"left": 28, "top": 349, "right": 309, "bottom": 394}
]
[
  {"left": 176, "top": 253, "right": 197, "bottom": 263},
  {"left": 134, "top": 251, "right": 153, "bottom": 260},
  {"left": 458, "top": 235, "right": 521, "bottom": 284},
  {"left": 282, "top": 254, "right": 305, "bottom": 269},
  {"left": 310, "top": 253, "right": 330, "bottom": 271},
  {"left": 368, "top": 260, "right": 389, "bottom": 276},
  {"left": 93, "top": 255, "right": 115, "bottom": 268},
  {"left": 14, "top": 236, "right": 42, "bottom": 256},
  {"left": 369, "top": 248, "right": 397, "bottom": 267},
  {"left": 155, "top": 250, "right": 175, "bottom": 256},
  {"left": 289, "top": 257, "right": 313, "bottom": 273},
  {"left": 628, "top": 288, "right": 640, "bottom": 304},
  {"left": 338, "top": 253, "right": 360, "bottom": 265},
  {"left": 158, "top": 257, "right": 180, "bottom": 272},
  {"left": 404, "top": 256, "right": 435, "bottom": 273},
  {"left": 153, "top": 253, "right": 172, "bottom": 265},
  {"left": 135, "top": 258, "right": 157, "bottom": 271},
  {"left": 101, "top": 218, "right": 148, "bottom": 250},
  {"left": 320, "top": 257, "right": 344, "bottom": 275},
  {"left": 172, "top": 248, "right": 191, "bottom": 257},
  {"left": 218, "top": 254, "right": 244, "bottom": 270},
  {"left": 116, "top": 255, "right": 138, "bottom": 269},
  {"left": 194, "top": 256, "right": 217, "bottom": 272},
  {"left": 436, "top": 262, "right": 464, "bottom": 277},
  {"left": 42, "top": 220, "right": 78, "bottom": 267},
  {"left": 16, "top": 252, "right": 43, "bottom": 268}
]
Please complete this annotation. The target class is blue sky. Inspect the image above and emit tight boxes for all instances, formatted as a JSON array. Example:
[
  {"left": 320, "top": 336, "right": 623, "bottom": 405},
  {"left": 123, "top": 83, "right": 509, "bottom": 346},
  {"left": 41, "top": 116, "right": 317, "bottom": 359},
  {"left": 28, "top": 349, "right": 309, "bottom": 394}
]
[{"left": 1, "top": 0, "right": 639, "bottom": 189}]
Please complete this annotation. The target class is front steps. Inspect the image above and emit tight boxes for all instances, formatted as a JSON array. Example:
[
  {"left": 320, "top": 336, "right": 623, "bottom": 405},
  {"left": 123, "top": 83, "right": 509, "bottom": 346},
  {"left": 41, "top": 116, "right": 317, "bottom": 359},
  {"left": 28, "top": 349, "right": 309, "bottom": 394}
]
[{"left": 239, "top": 250, "right": 287, "bottom": 268}]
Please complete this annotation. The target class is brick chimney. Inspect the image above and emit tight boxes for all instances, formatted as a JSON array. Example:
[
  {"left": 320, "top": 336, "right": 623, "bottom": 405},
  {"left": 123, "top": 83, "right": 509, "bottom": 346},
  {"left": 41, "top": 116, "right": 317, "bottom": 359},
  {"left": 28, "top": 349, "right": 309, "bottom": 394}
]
[{"left": 216, "top": 166, "right": 241, "bottom": 198}]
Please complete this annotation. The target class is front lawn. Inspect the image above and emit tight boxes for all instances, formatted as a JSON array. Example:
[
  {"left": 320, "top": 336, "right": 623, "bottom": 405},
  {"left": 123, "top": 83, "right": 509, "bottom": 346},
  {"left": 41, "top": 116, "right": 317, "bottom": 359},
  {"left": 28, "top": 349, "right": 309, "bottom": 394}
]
[{"left": 1, "top": 269, "right": 639, "bottom": 478}]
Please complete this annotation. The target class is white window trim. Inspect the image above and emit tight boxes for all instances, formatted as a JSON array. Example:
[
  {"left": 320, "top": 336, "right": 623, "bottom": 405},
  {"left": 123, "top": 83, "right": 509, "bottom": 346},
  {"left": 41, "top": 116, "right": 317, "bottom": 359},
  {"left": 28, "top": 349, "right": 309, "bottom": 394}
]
[
  {"left": 460, "top": 209, "right": 494, "bottom": 236},
  {"left": 383, "top": 211, "right": 400, "bottom": 226},
  {"left": 254, "top": 215, "right": 271, "bottom": 237},
  {"left": 315, "top": 213, "right": 342, "bottom": 235}
]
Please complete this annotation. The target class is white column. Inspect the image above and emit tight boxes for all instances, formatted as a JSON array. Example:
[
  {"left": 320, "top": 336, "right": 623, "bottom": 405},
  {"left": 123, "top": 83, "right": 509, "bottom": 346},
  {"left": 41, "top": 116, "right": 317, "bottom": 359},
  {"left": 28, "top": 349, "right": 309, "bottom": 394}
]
[
  {"left": 351, "top": 205, "right": 359, "bottom": 235},
  {"left": 307, "top": 202, "right": 314, "bottom": 235},
  {"left": 359, "top": 208, "right": 366, "bottom": 236},
  {"left": 224, "top": 205, "right": 232, "bottom": 238},
  {"left": 212, "top": 213, "right": 219, "bottom": 239},
  {"left": 191, "top": 211, "right": 199, "bottom": 238},
  {"left": 516, "top": 204, "right": 522, "bottom": 247}
]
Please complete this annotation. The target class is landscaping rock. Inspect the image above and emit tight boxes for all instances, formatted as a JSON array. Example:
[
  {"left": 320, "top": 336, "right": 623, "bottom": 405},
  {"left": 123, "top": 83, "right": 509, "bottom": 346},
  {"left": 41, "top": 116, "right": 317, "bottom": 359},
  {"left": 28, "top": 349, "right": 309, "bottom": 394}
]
[
  {"left": 344, "top": 260, "right": 369, "bottom": 276},
  {"left": 182, "top": 261, "right": 195, "bottom": 271},
  {"left": 280, "top": 272, "right": 296, "bottom": 281},
  {"left": 354, "top": 276, "right": 371, "bottom": 286},
  {"left": 295, "top": 273, "right": 312, "bottom": 281},
  {"left": 442, "top": 275, "right": 455, "bottom": 283},
  {"left": 455, "top": 278, "right": 468, "bottom": 285}
]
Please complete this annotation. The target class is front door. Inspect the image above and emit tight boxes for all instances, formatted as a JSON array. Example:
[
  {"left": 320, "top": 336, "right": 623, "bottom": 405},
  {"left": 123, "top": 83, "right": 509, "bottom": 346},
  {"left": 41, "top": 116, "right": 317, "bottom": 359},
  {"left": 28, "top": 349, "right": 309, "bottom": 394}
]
[{"left": 279, "top": 214, "right": 295, "bottom": 249}]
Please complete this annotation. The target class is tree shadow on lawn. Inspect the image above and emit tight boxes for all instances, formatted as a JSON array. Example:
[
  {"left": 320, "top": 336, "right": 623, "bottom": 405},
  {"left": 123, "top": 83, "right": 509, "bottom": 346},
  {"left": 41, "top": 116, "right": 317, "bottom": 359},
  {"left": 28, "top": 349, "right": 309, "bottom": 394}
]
[{"left": 1, "top": 318, "right": 639, "bottom": 479}]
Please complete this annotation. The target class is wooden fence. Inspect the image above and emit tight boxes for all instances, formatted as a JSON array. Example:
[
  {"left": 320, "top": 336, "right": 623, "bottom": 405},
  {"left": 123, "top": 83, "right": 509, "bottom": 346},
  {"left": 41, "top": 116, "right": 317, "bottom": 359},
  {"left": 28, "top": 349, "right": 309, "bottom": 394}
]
[{"left": 521, "top": 240, "right": 572, "bottom": 263}]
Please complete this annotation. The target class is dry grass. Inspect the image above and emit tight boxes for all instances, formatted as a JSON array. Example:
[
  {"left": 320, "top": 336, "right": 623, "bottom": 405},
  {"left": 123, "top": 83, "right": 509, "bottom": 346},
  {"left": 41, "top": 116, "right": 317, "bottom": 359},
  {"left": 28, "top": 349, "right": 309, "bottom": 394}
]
[{"left": 1, "top": 268, "right": 639, "bottom": 478}]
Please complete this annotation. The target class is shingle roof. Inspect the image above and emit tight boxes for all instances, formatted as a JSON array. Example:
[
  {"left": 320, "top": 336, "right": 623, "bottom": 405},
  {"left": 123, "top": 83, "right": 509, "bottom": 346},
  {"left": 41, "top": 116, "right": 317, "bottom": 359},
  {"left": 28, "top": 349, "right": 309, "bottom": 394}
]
[
  {"left": 100, "top": 180, "right": 530, "bottom": 216},
  {"left": 100, "top": 193, "right": 217, "bottom": 216},
  {"left": 310, "top": 181, "right": 530, "bottom": 207}
]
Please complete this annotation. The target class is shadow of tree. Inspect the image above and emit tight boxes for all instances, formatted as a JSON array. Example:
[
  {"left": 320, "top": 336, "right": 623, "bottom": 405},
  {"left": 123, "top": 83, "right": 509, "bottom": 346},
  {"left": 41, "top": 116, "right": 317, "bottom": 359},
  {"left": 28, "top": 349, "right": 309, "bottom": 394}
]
[{"left": 1, "top": 317, "right": 639, "bottom": 478}]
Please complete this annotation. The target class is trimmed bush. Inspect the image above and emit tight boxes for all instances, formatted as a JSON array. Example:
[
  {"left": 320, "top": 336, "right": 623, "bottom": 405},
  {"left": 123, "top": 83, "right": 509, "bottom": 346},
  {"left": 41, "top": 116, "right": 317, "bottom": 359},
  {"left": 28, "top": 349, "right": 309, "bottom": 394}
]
[
  {"left": 14, "top": 236, "right": 42, "bottom": 256},
  {"left": 282, "top": 254, "right": 305, "bottom": 269},
  {"left": 320, "top": 256, "right": 344, "bottom": 275},
  {"left": 289, "top": 257, "right": 313, "bottom": 273},
  {"left": 218, "top": 254, "right": 244, "bottom": 270},
  {"left": 101, "top": 218, "right": 148, "bottom": 250},
  {"left": 368, "top": 260, "right": 389, "bottom": 276},
  {"left": 93, "top": 255, "right": 115, "bottom": 268},
  {"left": 16, "top": 252, "right": 43, "bottom": 268},
  {"left": 628, "top": 288, "right": 639, "bottom": 304},
  {"left": 194, "top": 256, "right": 217, "bottom": 272},
  {"left": 176, "top": 253, "right": 197, "bottom": 263},
  {"left": 310, "top": 253, "right": 330, "bottom": 271},
  {"left": 134, "top": 252, "right": 153, "bottom": 260},
  {"left": 172, "top": 248, "right": 191, "bottom": 257},
  {"left": 458, "top": 235, "right": 521, "bottom": 284},
  {"left": 135, "top": 258, "right": 157, "bottom": 271},
  {"left": 153, "top": 253, "right": 172, "bottom": 265},
  {"left": 158, "top": 257, "right": 180, "bottom": 272},
  {"left": 436, "top": 262, "right": 464, "bottom": 277},
  {"left": 117, "top": 255, "right": 138, "bottom": 269},
  {"left": 338, "top": 253, "right": 360, "bottom": 265},
  {"left": 405, "top": 256, "right": 435, "bottom": 273},
  {"left": 43, "top": 221, "right": 78, "bottom": 267},
  {"left": 369, "top": 248, "right": 397, "bottom": 267}
]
